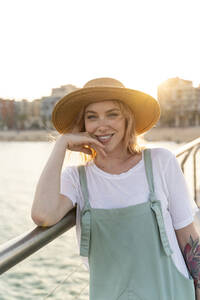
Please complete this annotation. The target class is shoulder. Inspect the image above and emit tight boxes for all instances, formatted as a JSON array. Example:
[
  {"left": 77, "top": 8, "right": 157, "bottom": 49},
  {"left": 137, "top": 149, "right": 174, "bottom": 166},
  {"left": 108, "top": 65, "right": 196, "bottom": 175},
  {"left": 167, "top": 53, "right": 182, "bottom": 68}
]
[
  {"left": 62, "top": 162, "right": 93, "bottom": 180},
  {"left": 148, "top": 147, "right": 176, "bottom": 168},
  {"left": 61, "top": 164, "right": 80, "bottom": 180},
  {"left": 149, "top": 147, "right": 174, "bottom": 158}
]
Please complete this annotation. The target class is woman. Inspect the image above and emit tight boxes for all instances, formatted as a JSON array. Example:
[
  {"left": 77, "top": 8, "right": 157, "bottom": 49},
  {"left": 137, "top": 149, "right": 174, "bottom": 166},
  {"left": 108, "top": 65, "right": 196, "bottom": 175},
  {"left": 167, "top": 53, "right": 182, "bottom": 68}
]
[{"left": 31, "top": 78, "right": 200, "bottom": 299}]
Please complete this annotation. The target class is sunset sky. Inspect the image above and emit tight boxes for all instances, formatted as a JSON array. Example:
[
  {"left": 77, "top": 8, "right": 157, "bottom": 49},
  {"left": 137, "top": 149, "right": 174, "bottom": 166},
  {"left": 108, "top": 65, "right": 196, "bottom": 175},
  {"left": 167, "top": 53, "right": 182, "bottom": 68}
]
[{"left": 0, "top": 0, "right": 200, "bottom": 101}]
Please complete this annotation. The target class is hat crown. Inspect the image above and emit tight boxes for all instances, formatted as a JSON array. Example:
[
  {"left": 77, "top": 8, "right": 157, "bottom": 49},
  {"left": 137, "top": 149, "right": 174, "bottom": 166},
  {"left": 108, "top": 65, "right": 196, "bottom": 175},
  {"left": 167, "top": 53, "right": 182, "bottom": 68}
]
[{"left": 83, "top": 77, "right": 125, "bottom": 88}]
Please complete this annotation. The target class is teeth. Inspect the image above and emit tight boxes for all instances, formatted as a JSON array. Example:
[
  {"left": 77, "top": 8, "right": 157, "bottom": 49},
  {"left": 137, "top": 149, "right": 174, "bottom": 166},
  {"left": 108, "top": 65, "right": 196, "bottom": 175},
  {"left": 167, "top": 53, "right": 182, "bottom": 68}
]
[{"left": 97, "top": 134, "right": 113, "bottom": 140}]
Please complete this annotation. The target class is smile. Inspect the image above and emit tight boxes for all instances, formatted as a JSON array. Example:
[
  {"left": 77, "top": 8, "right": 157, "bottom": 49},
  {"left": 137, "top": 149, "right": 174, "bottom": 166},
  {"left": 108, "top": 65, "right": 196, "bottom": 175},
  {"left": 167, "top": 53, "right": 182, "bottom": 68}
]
[{"left": 95, "top": 134, "right": 114, "bottom": 142}]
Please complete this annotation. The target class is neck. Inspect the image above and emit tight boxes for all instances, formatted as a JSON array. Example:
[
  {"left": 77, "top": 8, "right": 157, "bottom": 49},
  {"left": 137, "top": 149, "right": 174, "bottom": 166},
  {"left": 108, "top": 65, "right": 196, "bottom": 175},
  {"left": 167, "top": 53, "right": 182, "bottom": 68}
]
[
  {"left": 94, "top": 148, "right": 133, "bottom": 167},
  {"left": 93, "top": 149, "right": 142, "bottom": 175}
]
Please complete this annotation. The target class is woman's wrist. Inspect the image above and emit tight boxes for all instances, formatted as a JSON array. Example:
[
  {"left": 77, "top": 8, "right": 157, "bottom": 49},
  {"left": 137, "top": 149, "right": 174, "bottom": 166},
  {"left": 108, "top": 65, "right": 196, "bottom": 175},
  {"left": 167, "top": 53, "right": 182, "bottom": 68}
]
[{"left": 55, "top": 134, "right": 69, "bottom": 150}]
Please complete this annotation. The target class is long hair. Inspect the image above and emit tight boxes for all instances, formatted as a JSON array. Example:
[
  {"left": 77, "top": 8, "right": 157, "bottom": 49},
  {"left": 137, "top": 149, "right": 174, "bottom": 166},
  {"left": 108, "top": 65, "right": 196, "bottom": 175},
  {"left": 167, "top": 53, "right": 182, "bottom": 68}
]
[{"left": 68, "top": 99, "right": 144, "bottom": 164}]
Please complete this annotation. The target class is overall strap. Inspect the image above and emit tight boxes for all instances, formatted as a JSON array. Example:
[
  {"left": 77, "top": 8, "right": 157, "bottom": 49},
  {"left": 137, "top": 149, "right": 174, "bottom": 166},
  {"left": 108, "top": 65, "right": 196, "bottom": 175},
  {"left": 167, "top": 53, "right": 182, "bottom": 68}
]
[
  {"left": 143, "top": 149, "right": 173, "bottom": 257},
  {"left": 78, "top": 165, "right": 91, "bottom": 257},
  {"left": 143, "top": 148, "right": 157, "bottom": 203},
  {"left": 78, "top": 165, "right": 91, "bottom": 210}
]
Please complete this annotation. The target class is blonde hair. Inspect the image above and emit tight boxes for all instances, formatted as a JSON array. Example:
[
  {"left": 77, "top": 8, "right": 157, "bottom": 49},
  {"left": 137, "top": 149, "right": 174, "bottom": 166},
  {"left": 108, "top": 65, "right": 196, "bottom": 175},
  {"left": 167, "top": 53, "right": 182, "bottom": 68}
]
[{"left": 68, "top": 99, "right": 144, "bottom": 164}]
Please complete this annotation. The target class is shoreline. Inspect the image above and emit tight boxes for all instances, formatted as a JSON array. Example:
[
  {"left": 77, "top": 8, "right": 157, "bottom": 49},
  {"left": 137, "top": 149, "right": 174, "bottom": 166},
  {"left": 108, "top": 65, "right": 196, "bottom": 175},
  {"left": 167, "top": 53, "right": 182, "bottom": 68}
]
[
  {"left": 0, "top": 127, "right": 199, "bottom": 143},
  {"left": 0, "top": 130, "right": 59, "bottom": 142},
  {"left": 143, "top": 126, "right": 200, "bottom": 143}
]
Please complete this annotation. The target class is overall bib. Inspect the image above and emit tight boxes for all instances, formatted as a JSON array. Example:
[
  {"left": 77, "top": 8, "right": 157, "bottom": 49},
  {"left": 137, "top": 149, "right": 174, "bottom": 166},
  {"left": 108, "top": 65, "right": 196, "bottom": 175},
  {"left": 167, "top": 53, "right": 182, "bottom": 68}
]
[{"left": 78, "top": 149, "right": 195, "bottom": 300}]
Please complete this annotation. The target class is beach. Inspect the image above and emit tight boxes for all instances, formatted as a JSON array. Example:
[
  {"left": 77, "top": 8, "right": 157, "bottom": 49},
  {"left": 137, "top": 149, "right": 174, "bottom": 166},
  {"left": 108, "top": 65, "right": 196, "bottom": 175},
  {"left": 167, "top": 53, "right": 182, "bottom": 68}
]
[{"left": 0, "top": 127, "right": 199, "bottom": 143}]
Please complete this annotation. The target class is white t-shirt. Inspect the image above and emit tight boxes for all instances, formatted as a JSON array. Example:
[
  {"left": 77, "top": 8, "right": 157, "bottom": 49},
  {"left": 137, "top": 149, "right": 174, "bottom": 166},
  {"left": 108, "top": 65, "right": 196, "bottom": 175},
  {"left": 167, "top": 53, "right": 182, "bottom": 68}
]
[{"left": 60, "top": 147, "right": 198, "bottom": 278}]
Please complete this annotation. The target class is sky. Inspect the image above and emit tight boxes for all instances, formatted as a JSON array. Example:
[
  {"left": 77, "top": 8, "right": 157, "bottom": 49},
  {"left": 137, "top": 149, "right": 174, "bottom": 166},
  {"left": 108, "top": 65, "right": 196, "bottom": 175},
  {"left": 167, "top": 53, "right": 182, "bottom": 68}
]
[{"left": 0, "top": 0, "right": 200, "bottom": 101}]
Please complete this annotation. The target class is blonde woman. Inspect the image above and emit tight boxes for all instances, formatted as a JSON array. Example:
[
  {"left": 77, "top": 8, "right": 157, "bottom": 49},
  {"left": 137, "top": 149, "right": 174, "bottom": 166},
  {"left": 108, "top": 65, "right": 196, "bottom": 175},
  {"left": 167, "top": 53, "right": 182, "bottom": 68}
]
[{"left": 31, "top": 78, "right": 200, "bottom": 299}]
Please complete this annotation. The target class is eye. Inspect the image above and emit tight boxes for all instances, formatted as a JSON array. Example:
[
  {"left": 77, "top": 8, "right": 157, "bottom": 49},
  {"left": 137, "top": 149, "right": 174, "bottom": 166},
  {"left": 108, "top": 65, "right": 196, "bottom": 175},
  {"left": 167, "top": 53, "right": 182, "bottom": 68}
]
[
  {"left": 108, "top": 113, "right": 119, "bottom": 117},
  {"left": 87, "top": 115, "right": 97, "bottom": 119}
]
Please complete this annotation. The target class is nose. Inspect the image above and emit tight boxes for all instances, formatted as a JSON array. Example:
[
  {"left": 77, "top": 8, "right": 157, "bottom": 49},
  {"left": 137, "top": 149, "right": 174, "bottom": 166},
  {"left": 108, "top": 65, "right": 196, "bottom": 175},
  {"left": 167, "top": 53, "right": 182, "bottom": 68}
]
[{"left": 96, "top": 118, "right": 110, "bottom": 132}]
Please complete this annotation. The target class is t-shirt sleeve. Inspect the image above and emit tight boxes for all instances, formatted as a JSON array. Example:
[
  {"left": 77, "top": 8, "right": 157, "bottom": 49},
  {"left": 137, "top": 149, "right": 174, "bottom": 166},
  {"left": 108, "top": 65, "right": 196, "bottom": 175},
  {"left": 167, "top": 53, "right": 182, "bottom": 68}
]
[
  {"left": 60, "top": 166, "right": 79, "bottom": 207},
  {"left": 164, "top": 152, "right": 196, "bottom": 230}
]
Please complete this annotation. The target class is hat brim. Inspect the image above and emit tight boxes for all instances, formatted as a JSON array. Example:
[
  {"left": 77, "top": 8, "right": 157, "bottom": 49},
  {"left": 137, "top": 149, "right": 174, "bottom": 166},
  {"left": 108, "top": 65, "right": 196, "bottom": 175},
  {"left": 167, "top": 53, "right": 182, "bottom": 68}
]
[{"left": 52, "top": 87, "right": 160, "bottom": 135}]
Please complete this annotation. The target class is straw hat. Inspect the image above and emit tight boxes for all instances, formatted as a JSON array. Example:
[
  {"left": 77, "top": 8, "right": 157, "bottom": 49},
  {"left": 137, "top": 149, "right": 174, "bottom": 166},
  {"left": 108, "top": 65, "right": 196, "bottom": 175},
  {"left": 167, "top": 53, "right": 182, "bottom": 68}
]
[{"left": 52, "top": 77, "right": 160, "bottom": 135}]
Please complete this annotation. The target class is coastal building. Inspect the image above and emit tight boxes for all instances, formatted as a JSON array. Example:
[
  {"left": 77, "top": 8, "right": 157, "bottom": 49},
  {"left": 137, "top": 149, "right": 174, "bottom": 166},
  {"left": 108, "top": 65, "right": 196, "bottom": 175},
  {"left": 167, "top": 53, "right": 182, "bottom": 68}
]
[
  {"left": 158, "top": 77, "right": 200, "bottom": 127},
  {"left": 40, "top": 84, "right": 78, "bottom": 128},
  {"left": 51, "top": 84, "right": 77, "bottom": 97},
  {"left": 0, "top": 84, "right": 78, "bottom": 130},
  {"left": 15, "top": 99, "right": 33, "bottom": 129},
  {"left": 0, "top": 99, "right": 15, "bottom": 129},
  {"left": 29, "top": 99, "right": 43, "bottom": 129}
]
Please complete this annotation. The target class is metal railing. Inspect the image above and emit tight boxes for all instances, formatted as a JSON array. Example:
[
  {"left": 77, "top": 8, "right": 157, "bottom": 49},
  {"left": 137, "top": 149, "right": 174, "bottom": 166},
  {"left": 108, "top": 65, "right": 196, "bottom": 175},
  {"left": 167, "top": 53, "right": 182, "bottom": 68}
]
[
  {"left": 0, "top": 207, "right": 76, "bottom": 275},
  {"left": 1, "top": 136, "right": 200, "bottom": 276},
  {"left": 174, "top": 137, "right": 200, "bottom": 205}
]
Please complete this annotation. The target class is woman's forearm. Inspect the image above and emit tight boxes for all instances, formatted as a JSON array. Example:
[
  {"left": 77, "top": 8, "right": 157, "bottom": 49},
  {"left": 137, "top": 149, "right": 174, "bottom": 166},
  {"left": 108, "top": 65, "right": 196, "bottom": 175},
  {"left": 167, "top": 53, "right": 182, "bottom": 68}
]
[
  {"left": 175, "top": 222, "right": 200, "bottom": 298},
  {"left": 31, "top": 136, "right": 68, "bottom": 225},
  {"left": 31, "top": 131, "right": 106, "bottom": 226},
  {"left": 196, "top": 286, "right": 200, "bottom": 300},
  {"left": 183, "top": 234, "right": 200, "bottom": 298}
]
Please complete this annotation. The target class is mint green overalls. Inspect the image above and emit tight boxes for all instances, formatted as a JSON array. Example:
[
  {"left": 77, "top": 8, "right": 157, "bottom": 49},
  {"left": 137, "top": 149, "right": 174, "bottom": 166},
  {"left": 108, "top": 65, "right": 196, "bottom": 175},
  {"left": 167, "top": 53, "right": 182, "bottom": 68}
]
[{"left": 78, "top": 149, "right": 195, "bottom": 299}]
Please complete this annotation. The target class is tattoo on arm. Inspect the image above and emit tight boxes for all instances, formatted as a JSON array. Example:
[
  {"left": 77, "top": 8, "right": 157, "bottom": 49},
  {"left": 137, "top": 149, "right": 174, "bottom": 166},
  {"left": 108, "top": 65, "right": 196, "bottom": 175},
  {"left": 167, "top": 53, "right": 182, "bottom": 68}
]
[{"left": 183, "top": 235, "right": 200, "bottom": 289}]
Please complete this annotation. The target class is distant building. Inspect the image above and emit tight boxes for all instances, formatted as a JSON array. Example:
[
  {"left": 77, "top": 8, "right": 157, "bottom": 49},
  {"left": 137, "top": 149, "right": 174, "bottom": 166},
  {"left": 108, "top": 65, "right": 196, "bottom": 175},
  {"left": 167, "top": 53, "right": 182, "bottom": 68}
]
[
  {"left": 15, "top": 99, "right": 33, "bottom": 129},
  {"left": 0, "top": 99, "right": 15, "bottom": 129},
  {"left": 0, "top": 84, "right": 79, "bottom": 130},
  {"left": 51, "top": 84, "right": 77, "bottom": 97},
  {"left": 41, "top": 84, "right": 78, "bottom": 128},
  {"left": 158, "top": 77, "right": 200, "bottom": 127},
  {"left": 29, "top": 99, "right": 43, "bottom": 129}
]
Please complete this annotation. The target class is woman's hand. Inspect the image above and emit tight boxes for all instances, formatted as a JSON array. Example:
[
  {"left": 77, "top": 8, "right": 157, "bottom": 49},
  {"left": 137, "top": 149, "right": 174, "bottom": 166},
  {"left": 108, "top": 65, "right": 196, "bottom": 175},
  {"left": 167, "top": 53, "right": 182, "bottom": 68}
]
[{"left": 56, "top": 132, "right": 107, "bottom": 157}]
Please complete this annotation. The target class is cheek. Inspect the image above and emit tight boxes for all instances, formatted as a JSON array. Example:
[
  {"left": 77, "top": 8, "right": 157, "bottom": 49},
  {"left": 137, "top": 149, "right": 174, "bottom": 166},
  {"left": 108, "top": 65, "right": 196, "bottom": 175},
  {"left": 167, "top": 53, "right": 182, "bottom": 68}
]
[
  {"left": 115, "top": 118, "right": 126, "bottom": 134},
  {"left": 84, "top": 120, "right": 95, "bottom": 132}
]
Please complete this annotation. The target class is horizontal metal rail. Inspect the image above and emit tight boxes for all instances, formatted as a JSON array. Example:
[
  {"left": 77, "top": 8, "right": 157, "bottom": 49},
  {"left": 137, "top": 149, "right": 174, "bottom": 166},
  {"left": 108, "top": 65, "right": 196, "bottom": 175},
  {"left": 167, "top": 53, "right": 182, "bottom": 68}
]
[
  {"left": 174, "top": 137, "right": 200, "bottom": 158},
  {"left": 0, "top": 136, "right": 200, "bottom": 275},
  {"left": 0, "top": 207, "right": 76, "bottom": 275}
]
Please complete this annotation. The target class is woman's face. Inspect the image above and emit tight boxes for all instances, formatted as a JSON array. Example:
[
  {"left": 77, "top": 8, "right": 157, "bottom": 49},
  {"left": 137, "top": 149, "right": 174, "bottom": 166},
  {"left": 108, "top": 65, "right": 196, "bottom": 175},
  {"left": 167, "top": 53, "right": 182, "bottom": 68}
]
[{"left": 84, "top": 100, "right": 126, "bottom": 154}]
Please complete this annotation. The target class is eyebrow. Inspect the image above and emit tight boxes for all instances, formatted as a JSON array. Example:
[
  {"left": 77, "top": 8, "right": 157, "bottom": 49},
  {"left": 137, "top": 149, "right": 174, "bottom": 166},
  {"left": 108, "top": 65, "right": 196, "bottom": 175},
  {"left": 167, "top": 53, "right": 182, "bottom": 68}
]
[{"left": 85, "top": 108, "right": 120, "bottom": 114}]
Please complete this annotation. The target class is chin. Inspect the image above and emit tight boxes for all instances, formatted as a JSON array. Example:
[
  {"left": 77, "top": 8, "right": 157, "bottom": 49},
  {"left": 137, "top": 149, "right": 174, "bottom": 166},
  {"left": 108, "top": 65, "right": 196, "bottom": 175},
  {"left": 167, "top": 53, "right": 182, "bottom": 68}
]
[{"left": 104, "top": 145, "right": 118, "bottom": 153}]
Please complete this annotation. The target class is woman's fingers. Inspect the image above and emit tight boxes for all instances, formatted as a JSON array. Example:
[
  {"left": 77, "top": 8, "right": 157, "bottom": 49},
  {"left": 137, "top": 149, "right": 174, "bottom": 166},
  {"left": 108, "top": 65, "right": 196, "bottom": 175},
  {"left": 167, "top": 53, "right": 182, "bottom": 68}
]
[
  {"left": 81, "top": 145, "right": 106, "bottom": 157},
  {"left": 88, "top": 142, "right": 107, "bottom": 157},
  {"left": 82, "top": 135, "right": 108, "bottom": 157},
  {"left": 61, "top": 132, "right": 107, "bottom": 157},
  {"left": 87, "top": 139, "right": 105, "bottom": 150},
  {"left": 82, "top": 146, "right": 93, "bottom": 155}
]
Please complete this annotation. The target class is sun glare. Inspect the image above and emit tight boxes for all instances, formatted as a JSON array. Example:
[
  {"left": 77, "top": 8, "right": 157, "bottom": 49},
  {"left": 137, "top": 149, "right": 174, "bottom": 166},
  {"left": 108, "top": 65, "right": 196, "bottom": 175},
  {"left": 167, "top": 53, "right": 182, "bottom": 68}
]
[{"left": 0, "top": 0, "right": 199, "bottom": 100}]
